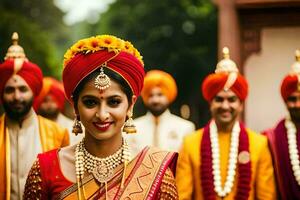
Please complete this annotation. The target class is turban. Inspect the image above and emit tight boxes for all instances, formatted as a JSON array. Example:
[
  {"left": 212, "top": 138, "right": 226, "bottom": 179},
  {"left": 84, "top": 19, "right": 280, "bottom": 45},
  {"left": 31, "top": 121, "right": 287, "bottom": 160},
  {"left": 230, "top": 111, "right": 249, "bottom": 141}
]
[
  {"left": 281, "top": 75, "right": 299, "bottom": 101},
  {"left": 202, "top": 73, "right": 248, "bottom": 102},
  {"left": 33, "top": 77, "right": 66, "bottom": 112},
  {"left": 141, "top": 70, "right": 177, "bottom": 103},
  {"left": 201, "top": 47, "right": 248, "bottom": 102},
  {"left": 281, "top": 50, "right": 300, "bottom": 101},
  {"left": 0, "top": 59, "right": 43, "bottom": 100},
  {"left": 62, "top": 35, "right": 145, "bottom": 102}
]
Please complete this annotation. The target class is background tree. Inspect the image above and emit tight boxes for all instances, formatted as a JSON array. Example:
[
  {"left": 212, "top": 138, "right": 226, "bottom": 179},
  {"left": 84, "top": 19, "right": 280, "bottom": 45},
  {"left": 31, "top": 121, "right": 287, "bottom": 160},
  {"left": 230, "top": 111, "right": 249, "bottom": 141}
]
[
  {"left": 93, "top": 0, "right": 217, "bottom": 127},
  {"left": 0, "top": 0, "right": 69, "bottom": 78}
]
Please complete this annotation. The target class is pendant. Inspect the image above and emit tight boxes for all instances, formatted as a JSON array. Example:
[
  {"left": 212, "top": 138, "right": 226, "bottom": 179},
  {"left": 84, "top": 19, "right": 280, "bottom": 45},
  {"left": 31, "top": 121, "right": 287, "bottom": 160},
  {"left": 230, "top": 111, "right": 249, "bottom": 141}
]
[{"left": 92, "top": 161, "right": 114, "bottom": 183}]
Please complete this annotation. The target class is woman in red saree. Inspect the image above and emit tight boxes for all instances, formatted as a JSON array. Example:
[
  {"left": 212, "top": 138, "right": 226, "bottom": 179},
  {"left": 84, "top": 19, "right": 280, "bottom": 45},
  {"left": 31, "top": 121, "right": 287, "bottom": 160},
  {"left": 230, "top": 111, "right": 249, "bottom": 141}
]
[{"left": 23, "top": 35, "right": 178, "bottom": 199}]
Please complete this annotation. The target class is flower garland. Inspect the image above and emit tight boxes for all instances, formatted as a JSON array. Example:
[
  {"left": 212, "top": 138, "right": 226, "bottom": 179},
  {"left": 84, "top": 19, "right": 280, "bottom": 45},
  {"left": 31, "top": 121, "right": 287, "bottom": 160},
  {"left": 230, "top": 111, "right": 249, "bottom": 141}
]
[
  {"left": 285, "top": 118, "right": 300, "bottom": 185},
  {"left": 63, "top": 35, "right": 144, "bottom": 67},
  {"left": 200, "top": 120, "right": 251, "bottom": 200}
]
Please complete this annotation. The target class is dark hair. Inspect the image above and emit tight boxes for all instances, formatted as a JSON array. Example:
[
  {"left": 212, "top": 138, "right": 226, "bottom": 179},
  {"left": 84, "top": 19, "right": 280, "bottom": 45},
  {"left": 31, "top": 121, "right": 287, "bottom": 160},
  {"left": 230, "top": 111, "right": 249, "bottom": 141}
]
[{"left": 72, "top": 67, "right": 133, "bottom": 108}]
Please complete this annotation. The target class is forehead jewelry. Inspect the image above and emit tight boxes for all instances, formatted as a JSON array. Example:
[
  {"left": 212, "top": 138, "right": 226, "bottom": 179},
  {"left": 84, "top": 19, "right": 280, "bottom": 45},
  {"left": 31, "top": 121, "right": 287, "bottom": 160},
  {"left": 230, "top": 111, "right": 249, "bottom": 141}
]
[{"left": 94, "top": 63, "right": 111, "bottom": 91}]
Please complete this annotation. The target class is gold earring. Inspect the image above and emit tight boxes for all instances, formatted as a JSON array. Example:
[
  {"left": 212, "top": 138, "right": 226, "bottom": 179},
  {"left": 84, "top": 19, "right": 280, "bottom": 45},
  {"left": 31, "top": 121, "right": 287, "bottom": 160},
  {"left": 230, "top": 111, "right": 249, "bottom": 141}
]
[
  {"left": 122, "top": 111, "right": 136, "bottom": 134},
  {"left": 72, "top": 115, "right": 83, "bottom": 135}
]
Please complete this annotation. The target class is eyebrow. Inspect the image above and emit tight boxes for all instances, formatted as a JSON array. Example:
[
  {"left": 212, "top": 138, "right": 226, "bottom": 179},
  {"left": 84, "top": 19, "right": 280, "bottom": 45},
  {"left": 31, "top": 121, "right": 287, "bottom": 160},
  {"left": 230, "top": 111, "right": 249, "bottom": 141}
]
[{"left": 81, "top": 94, "right": 122, "bottom": 99}]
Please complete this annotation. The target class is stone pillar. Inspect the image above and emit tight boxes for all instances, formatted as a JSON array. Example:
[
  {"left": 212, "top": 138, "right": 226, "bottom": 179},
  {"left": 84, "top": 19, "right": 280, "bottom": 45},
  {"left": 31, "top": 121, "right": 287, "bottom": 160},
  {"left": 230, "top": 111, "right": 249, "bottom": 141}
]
[{"left": 215, "top": 0, "right": 242, "bottom": 71}]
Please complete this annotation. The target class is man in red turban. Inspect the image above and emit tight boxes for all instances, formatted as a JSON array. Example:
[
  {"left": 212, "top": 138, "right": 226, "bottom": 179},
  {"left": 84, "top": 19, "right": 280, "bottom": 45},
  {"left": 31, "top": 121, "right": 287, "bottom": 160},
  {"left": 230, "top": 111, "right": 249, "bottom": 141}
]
[
  {"left": 0, "top": 33, "right": 69, "bottom": 200},
  {"left": 127, "top": 69, "right": 195, "bottom": 156},
  {"left": 264, "top": 50, "right": 300, "bottom": 200},
  {"left": 33, "top": 77, "right": 83, "bottom": 145},
  {"left": 176, "top": 47, "right": 276, "bottom": 200}
]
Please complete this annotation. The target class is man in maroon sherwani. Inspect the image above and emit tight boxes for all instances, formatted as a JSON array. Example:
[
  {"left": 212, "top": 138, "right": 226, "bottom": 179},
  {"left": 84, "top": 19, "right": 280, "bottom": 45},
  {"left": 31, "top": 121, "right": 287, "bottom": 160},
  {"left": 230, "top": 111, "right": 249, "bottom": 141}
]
[{"left": 264, "top": 50, "right": 300, "bottom": 199}]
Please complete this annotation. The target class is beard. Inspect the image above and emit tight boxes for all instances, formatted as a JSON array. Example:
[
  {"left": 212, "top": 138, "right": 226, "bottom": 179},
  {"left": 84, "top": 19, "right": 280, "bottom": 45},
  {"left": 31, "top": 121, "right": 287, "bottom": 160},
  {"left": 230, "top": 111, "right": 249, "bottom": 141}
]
[
  {"left": 147, "top": 103, "right": 169, "bottom": 117},
  {"left": 3, "top": 97, "right": 33, "bottom": 121},
  {"left": 288, "top": 108, "right": 300, "bottom": 122},
  {"left": 38, "top": 108, "right": 59, "bottom": 120}
]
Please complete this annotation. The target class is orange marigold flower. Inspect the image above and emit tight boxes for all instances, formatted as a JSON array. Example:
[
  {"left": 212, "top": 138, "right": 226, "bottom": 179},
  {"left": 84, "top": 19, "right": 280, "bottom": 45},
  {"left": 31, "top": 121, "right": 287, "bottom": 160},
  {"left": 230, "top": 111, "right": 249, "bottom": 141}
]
[{"left": 63, "top": 35, "right": 144, "bottom": 67}]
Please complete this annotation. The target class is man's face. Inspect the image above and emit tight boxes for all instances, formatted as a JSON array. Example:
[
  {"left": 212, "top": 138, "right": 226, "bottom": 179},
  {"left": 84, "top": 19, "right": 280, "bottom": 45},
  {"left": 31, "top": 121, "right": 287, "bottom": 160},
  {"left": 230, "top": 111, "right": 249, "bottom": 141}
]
[
  {"left": 210, "top": 89, "right": 243, "bottom": 129},
  {"left": 38, "top": 94, "right": 60, "bottom": 120},
  {"left": 286, "top": 91, "right": 300, "bottom": 122},
  {"left": 2, "top": 75, "right": 34, "bottom": 121},
  {"left": 145, "top": 87, "right": 169, "bottom": 117}
]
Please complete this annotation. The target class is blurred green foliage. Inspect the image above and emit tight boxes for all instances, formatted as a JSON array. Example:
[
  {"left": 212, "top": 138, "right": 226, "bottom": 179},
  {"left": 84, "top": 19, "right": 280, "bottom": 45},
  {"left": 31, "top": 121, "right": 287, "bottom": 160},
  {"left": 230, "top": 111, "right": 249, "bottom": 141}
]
[
  {"left": 0, "top": 0, "right": 69, "bottom": 79},
  {"left": 93, "top": 0, "right": 217, "bottom": 127},
  {"left": 0, "top": 0, "right": 217, "bottom": 127}
]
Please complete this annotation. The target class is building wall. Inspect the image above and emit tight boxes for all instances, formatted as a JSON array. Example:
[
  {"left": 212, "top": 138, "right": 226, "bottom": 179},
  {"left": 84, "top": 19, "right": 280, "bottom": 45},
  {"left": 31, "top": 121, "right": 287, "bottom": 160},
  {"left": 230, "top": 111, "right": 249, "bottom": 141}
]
[{"left": 245, "top": 27, "right": 300, "bottom": 132}]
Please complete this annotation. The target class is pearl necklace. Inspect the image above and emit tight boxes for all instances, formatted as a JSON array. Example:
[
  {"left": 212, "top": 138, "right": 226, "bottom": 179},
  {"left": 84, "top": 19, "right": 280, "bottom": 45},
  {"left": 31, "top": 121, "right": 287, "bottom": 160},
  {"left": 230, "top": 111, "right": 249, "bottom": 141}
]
[
  {"left": 285, "top": 118, "right": 300, "bottom": 185},
  {"left": 75, "top": 138, "right": 131, "bottom": 183},
  {"left": 210, "top": 120, "right": 240, "bottom": 197}
]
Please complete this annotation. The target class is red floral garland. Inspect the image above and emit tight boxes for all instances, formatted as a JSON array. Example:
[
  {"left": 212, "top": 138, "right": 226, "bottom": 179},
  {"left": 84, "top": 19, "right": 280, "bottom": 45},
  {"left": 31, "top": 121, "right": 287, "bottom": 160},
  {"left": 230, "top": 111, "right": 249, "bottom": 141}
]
[{"left": 200, "top": 121, "right": 251, "bottom": 200}]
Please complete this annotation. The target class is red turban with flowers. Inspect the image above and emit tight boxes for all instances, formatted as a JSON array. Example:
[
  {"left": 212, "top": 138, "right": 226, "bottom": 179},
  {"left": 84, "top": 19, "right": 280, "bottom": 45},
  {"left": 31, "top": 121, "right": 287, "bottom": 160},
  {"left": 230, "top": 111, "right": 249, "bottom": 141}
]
[
  {"left": 33, "top": 77, "right": 66, "bottom": 112},
  {"left": 202, "top": 73, "right": 248, "bottom": 102},
  {"left": 141, "top": 70, "right": 177, "bottom": 103},
  {"left": 0, "top": 59, "right": 43, "bottom": 100},
  {"left": 62, "top": 35, "right": 145, "bottom": 103}
]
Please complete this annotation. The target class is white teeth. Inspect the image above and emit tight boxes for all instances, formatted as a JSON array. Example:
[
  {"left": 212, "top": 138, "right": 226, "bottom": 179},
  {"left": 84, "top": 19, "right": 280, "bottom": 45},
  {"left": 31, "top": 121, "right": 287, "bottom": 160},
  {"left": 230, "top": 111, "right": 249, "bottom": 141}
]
[{"left": 95, "top": 123, "right": 110, "bottom": 128}]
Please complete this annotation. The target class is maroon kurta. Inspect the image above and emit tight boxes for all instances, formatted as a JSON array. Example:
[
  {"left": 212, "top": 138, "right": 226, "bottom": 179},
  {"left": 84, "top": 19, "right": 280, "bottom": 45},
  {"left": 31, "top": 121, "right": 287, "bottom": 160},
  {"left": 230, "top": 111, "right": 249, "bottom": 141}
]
[{"left": 264, "top": 119, "right": 300, "bottom": 200}]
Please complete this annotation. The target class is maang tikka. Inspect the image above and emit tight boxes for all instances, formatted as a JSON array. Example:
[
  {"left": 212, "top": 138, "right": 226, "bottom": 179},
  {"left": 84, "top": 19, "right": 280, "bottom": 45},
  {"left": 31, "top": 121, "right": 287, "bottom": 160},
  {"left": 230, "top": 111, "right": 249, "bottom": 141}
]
[{"left": 94, "top": 64, "right": 111, "bottom": 90}]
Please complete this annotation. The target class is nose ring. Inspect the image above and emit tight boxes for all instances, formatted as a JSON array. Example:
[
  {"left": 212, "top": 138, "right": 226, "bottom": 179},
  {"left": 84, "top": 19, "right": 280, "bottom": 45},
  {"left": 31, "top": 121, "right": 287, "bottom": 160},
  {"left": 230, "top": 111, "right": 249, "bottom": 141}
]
[{"left": 95, "top": 112, "right": 100, "bottom": 118}]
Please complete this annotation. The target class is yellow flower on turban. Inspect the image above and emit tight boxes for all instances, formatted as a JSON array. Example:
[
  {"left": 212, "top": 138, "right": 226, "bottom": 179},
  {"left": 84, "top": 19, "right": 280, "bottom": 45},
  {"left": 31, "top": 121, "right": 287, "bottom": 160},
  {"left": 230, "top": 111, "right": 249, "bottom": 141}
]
[{"left": 141, "top": 70, "right": 177, "bottom": 103}]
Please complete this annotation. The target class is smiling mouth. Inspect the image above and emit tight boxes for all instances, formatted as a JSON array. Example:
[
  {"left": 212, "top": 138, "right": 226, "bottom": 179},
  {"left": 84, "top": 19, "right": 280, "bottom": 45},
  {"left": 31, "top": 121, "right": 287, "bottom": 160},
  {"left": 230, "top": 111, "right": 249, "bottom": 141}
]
[{"left": 93, "top": 122, "right": 111, "bottom": 132}]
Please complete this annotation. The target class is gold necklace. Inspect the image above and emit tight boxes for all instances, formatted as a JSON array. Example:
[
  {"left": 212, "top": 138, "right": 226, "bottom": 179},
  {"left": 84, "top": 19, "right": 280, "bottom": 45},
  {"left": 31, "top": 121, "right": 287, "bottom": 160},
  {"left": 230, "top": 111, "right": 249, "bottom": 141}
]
[{"left": 75, "top": 138, "right": 131, "bottom": 199}]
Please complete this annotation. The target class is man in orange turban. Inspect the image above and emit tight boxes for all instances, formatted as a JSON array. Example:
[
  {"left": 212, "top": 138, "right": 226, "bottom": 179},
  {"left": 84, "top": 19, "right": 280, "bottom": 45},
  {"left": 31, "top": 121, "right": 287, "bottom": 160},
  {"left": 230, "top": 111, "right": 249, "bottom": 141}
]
[
  {"left": 33, "top": 77, "right": 83, "bottom": 145},
  {"left": 176, "top": 47, "right": 276, "bottom": 200},
  {"left": 0, "top": 33, "right": 69, "bottom": 200},
  {"left": 263, "top": 50, "right": 300, "bottom": 200},
  {"left": 127, "top": 69, "right": 195, "bottom": 156}
]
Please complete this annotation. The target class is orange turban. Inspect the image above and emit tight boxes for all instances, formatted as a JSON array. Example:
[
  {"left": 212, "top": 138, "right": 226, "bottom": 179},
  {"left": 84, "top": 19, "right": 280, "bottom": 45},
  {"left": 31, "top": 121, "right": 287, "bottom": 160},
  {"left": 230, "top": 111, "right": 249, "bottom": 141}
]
[
  {"left": 201, "top": 47, "right": 248, "bottom": 102},
  {"left": 141, "top": 70, "right": 177, "bottom": 103},
  {"left": 62, "top": 35, "right": 145, "bottom": 103},
  {"left": 202, "top": 73, "right": 248, "bottom": 102},
  {"left": 33, "top": 77, "right": 66, "bottom": 112}
]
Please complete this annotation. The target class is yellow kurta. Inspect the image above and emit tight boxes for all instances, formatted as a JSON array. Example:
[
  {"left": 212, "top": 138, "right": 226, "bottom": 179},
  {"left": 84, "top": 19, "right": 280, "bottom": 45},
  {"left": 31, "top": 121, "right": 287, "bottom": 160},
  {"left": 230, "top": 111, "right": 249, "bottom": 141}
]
[
  {"left": 0, "top": 114, "right": 69, "bottom": 200},
  {"left": 176, "top": 128, "right": 276, "bottom": 200}
]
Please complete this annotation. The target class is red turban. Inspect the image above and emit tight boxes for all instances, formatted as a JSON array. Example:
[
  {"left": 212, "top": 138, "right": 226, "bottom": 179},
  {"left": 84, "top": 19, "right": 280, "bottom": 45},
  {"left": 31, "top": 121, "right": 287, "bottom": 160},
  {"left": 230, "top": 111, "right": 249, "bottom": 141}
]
[
  {"left": 33, "top": 77, "right": 66, "bottom": 112},
  {"left": 141, "top": 70, "right": 177, "bottom": 103},
  {"left": 62, "top": 35, "right": 145, "bottom": 103},
  {"left": 0, "top": 59, "right": 43, "bottom": 100},
  {"left": 281, "top": 75, "right": 299, "bottom": 101},
  {"left": 202, "top": 73, "right": 248, "bottom": 102}
]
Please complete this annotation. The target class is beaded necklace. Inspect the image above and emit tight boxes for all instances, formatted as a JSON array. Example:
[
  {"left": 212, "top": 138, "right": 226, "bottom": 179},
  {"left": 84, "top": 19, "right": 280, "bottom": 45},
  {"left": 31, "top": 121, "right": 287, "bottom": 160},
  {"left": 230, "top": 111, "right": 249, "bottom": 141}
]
[
  {"left": 75, "top": 138, "right": 130, "bottom": 199},
  {"left": 285, "top": 117, "right": 300, "bottom": 185}
]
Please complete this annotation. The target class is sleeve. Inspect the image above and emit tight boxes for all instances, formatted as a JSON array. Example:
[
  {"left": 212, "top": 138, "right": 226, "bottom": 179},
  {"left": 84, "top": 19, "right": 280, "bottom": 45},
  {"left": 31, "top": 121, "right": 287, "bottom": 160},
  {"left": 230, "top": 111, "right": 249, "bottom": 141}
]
[
  {"left": 176, "top": 137, "right": 193, "bottom": 200},
  {"left": 23, "top": 159, "right": 46, "bottom": 200},
  {"left": 157, "top": 167, "right": 178, "bottom": 199},
  {"left": 255, "top": 138, "right": 277, "bottom": 200}
]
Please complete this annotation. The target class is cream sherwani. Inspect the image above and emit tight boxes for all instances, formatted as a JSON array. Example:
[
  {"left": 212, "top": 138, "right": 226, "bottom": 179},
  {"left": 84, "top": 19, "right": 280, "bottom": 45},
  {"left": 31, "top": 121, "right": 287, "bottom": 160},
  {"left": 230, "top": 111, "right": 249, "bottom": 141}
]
[
  {"left": 8, "top": 110, "right": 42, "bottom": 200},
  {"left": 56, "top": 113, "right": 83, "bottom": 145},
  {"left": 126, "top": 109, "right": 195, "bottom": 156},
  {"left": 0, "top": 109, "right": 70, "bottom": 200}
]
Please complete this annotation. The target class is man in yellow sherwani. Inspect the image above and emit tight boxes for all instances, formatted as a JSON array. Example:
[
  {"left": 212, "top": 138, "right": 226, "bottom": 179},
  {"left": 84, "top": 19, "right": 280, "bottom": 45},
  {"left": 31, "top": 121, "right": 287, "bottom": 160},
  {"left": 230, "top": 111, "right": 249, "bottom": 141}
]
[
  {"left": 176, "top": 47, "right": 276, "bottom": 200},
  {"left": 0, "top": 33, "right": 70, "bottom": 200}
]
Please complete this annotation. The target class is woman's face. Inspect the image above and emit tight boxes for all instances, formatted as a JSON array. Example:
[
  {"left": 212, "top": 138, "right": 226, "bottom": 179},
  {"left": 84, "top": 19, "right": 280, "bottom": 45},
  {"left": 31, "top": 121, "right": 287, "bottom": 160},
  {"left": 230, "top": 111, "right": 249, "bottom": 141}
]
[{"left": 76, "top": 78, "right": 134, "bottom": 141}]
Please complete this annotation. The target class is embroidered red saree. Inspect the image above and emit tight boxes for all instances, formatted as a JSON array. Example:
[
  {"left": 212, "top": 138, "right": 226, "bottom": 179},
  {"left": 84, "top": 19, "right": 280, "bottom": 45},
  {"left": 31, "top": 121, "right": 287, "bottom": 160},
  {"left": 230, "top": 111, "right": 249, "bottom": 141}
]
[{"left": 23, "top": 146, "right": 178, "bottom": 199}]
